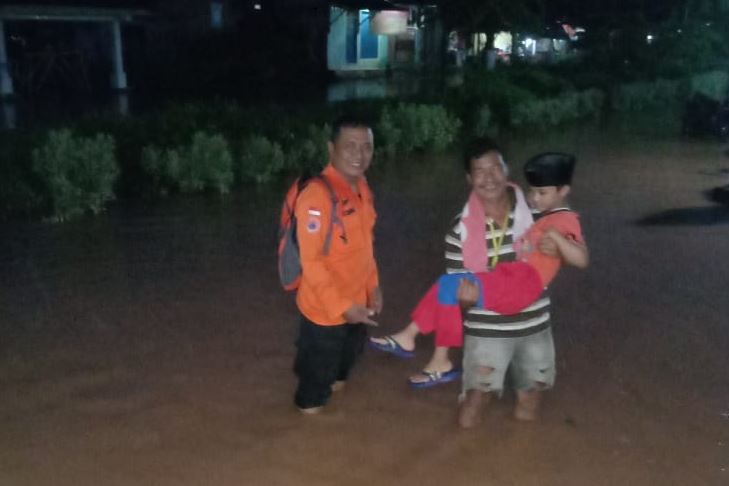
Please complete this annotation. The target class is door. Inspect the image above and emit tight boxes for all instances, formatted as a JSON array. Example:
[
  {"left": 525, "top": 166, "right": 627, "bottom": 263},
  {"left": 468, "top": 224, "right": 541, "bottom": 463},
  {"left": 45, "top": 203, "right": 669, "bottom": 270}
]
[{"left": 359, "top": 10, "right": 379, "bottom": 59}]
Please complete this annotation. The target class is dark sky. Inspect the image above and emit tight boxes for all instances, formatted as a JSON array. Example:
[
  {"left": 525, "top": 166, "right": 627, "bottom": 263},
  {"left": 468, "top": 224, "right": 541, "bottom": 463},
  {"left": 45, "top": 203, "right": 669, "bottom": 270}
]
[
  {"left": 549, "top": 0, "right": 678, "bottom": 21},
  {"left": 0, "top": 0, "right": 154, "bottom": 7},
  {"left": 0, "top": 1, "right": 686, "bottom": 23}
]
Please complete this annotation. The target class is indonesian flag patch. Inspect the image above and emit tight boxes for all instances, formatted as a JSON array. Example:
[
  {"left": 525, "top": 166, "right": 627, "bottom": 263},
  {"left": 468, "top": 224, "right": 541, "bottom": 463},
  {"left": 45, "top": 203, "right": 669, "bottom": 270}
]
[{"left": 306, "top": 208, "right": 322, "bottom": 233}]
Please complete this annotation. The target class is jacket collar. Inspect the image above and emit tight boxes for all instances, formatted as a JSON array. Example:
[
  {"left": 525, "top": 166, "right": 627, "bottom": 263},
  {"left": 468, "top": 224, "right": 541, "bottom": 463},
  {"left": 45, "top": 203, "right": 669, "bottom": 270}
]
[{"left": 322, "top": 164, "right": 368, "bottom": 197}]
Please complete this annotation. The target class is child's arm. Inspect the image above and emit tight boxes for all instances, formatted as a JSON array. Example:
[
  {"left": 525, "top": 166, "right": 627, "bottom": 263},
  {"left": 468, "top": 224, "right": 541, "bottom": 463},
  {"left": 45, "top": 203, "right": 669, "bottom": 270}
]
[{"left": 541, "top": 228, "right": 589, "bottom": 269}]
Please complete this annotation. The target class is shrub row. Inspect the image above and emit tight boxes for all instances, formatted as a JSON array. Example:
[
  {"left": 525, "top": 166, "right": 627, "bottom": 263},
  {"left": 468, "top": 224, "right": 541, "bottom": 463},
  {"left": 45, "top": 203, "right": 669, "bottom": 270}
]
[
  {"left": 9, "top": 67, "right": 726, "bottom": 221},
  {"left": 511, "top": 88, "right": 606, "bottom": 128},
  {"left": 17, "top": 102, "right": 461, "bottom": 221},
  {"left": 611, "top": 79, "right": 682, "bottom": 112},
  {"left": 376, "top": 103, "right": 461, "bottom": 157},
  {"left": 141, "top": 131, "right": 234, "bottom": 195},
  {"left": 611, "top": 70, "right": 729, "bottom": 112}
]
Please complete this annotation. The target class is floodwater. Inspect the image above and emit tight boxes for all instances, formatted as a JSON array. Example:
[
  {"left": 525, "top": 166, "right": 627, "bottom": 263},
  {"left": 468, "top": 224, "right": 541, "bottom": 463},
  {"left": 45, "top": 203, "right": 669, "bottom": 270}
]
[{"left": 1, "top": 125, "right": 729, "bottom": 485}]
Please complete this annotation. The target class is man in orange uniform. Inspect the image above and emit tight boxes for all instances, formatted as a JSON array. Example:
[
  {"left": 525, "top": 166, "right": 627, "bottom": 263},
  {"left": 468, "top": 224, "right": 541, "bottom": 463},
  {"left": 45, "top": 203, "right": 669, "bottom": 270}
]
[{"left": 293, "top": 116, "right": 382, "bottom": 414}]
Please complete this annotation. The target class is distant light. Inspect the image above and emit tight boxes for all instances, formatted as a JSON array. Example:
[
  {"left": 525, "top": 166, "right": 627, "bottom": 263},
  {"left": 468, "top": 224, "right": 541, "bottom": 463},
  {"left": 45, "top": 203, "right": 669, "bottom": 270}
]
[
  {"left": 522, "top": 37, "right": 536, "bottom": 56},
  {"left": 677, "top": 29, "right": 682, "bottom": 33},
  {"left": 646, "top": 34, "right": 654, "bottom": 44},
  {"left": 254, "top": 3, "right": 262, "bottom": 10}
]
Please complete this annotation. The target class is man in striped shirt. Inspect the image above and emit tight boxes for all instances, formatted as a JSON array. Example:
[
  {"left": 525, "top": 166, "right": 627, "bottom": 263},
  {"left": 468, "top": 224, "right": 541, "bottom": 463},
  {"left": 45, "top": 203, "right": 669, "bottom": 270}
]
[
  {"left": 370, "top": 139, "right": 556, "bottom": 424},
  {"left": 454, "top": 140, "right": 555, "bottom": 428}
]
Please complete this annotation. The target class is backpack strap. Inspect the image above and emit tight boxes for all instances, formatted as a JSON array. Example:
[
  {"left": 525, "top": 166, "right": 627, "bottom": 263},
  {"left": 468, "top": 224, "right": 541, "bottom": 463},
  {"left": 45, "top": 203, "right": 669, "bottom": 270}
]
[{"left": 310, "top": 175, "right": 345, "bottom": 255}]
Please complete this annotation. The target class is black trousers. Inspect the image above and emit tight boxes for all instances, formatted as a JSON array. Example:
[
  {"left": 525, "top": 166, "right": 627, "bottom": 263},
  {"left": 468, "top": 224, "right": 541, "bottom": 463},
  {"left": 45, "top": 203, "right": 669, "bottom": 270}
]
[{"left": 293, "top": 315, "right": 367, "bottom": 409}]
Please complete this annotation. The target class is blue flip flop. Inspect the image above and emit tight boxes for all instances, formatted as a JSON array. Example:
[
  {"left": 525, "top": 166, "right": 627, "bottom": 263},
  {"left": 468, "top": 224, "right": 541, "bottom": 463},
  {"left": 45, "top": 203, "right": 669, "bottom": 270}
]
[
  {"left": 368, "top": 336, "right": 415, "bottom": 359},
  {"left": 408, "top": 368, "right": 462, "bottom": 389}
]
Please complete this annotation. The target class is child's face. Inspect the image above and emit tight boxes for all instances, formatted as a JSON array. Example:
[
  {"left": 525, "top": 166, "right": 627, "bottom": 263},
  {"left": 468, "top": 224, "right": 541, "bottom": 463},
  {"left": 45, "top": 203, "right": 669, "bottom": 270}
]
[{"left": 527, "top": 185, "right": 570, "bottom": 212}]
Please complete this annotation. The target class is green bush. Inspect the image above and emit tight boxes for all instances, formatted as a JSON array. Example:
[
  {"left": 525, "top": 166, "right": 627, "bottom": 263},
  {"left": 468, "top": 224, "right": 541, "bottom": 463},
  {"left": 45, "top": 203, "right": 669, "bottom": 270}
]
[
  {"left": 507, "top": 65, "right": 575, "bottom": 97},
  {"left": 238, "top": 135, "right": 285, "bottom": 184},
  {"left": 690, "top": 70, "right": 729, "bottom": 102},
  {"left": 139, "top": 145, "right": 182, "bottom": 196},
  {"left": 512, "top": 98, "right": 567, "bottom": 128},
  {"left": 472, "top": 105, "right": 493, "bottom": 137},
  {"left": 32, "top": 129, "right": 119, "bottom": 221},
  {"left": 185, "top": 132, "right": 234, "bottom": 193},
  {"left": 448, "top": 69, "right": 537, "bottom": 127},
  {"left": 283, "top": 123, "right": 330, "bottom": 175},
  {"left": 577, "top": 88, "right": 606, "bottom": 117},
  {"left": 376, "top": 103, "right": 461, "bottom": 157},
  {"left": 511, "top": 89, "right": 605, "bottom": 128},
  {"left": 612, "top": 78, "right": 681, "bottom": 111},
  {"left": 141, "top": 131, "right": 234, "bottom": 195}
]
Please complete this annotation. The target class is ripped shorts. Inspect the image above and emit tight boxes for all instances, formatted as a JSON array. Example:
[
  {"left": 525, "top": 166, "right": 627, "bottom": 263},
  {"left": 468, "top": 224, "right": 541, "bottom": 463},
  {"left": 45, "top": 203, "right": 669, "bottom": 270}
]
[{"left": 462, "top": 327, "right": 555, "bottom": 395}]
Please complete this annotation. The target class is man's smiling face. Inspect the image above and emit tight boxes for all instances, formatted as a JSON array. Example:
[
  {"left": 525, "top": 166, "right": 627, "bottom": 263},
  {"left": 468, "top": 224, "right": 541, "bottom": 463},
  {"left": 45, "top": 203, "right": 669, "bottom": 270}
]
[
  {"left": 467, "top": 150, "right": 508, "bottom": 205},
  {"left": 328, "top": 126, "right": 374, "bottom": 185}
]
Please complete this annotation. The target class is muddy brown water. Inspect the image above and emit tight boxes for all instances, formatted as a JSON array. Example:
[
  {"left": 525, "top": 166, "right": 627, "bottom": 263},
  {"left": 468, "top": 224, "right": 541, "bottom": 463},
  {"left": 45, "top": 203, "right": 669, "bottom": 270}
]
[{"left": 1, "top": 126, "right": 729, "bottom": 485}]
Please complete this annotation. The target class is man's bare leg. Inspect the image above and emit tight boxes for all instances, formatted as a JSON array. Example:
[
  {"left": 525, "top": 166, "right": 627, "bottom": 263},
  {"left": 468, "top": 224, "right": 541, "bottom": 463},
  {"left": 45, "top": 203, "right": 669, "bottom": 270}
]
[
  {"left": 514, "top": 389, "right": 542, "bottom": 421},
  {"left": 458, "top": 390, "right": 491, "bottom": 428}
]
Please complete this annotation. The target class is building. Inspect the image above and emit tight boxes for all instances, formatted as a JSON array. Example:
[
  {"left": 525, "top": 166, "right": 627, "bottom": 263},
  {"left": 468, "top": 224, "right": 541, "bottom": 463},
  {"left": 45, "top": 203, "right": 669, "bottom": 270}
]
[
  {"left": 0, "top": 1, "right": 152, "bottom": 97},
  {"left": 327, "top": 0, "right": 442, "bottom": 76}
]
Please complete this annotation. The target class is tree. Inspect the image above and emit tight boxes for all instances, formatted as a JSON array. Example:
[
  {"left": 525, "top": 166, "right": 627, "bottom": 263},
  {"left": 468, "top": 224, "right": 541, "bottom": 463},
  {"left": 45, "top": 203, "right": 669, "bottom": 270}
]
[{"left": 438, "top": 0, "right": 546, "bottom": 37}]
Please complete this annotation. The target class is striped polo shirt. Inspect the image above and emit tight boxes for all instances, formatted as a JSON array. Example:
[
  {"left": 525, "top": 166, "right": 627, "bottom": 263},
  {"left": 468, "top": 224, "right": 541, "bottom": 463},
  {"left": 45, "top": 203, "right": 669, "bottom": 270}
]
[{"left": 444, "top": 207, "right": 551, "bottom": 338}]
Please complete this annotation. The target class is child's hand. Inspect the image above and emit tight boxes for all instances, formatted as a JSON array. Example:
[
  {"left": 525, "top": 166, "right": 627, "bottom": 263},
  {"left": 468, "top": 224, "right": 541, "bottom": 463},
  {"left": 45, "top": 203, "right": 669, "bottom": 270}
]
[
  {"left": 457, "top": 279, "right": 479, "bottom": 309},
  {"left": 344, "top": 304, "right": 379, "bottom": 326},
  {"left": 540, "top": 227, "right": 589, "bottom": 269},
  {"left": 544, "top": 227, "right": 565, "bottom": 241},
  {"left": 538, "top": 228, "right": 561, "bottom": 256}
]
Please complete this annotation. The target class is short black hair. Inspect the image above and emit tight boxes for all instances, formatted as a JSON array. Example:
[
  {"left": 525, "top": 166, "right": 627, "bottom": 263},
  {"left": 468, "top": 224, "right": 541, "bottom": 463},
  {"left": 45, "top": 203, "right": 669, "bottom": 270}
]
[
  {"left": 524, "top": 152, "right": 576, "bottom": 187},
  {"left": 462, "top": 137, "right": 504, "bottom": 173},
  {"left": 331, "top": 115, "right": 372, "bottom": 142}
]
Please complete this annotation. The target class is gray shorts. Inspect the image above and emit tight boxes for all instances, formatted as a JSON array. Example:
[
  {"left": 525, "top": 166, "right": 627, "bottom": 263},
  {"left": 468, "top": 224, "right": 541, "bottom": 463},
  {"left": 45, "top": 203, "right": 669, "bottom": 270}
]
[{"left": 462, "top": 327, "right": 556, "bottom": 395}]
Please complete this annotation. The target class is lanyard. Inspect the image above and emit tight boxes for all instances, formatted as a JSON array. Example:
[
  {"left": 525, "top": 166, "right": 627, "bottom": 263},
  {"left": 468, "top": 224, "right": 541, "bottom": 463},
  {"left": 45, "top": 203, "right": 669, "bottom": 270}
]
[{"left": 487, "top": 216, "right": 509, "bottom": 268}]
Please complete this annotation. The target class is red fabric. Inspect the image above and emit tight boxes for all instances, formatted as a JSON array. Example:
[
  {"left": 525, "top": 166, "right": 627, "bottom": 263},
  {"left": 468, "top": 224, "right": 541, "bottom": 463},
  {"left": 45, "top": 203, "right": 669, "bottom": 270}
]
[
  {"left": 411, "top": 284, "right": 464, "bottom": 347},
  {"left": 475, "top": 262, "right": 543, "bottom": 315},
  {"left": 410, "top": 262, "right": 543, "bottom": 348}
]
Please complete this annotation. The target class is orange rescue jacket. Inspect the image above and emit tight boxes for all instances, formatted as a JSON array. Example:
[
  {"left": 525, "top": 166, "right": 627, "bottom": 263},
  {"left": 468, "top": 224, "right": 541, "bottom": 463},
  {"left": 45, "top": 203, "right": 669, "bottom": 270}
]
[{"left": 294, "top": 164, "right": 379, "bottom": 325}]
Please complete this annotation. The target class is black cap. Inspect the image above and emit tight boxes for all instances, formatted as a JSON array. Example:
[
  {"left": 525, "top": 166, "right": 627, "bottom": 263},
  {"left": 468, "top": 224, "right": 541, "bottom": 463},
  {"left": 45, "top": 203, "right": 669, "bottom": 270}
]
[{"left": 524, "top": 152, "right": 576, "bottom": 187}]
